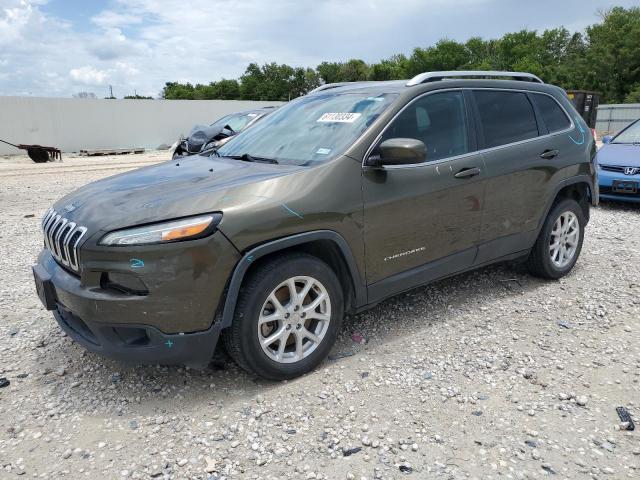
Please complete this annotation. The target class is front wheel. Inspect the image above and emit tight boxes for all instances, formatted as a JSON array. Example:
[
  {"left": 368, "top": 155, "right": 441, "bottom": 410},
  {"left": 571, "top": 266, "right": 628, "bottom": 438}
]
[
  {"left": 527, "top": 198, "right": 585, "bottom": 279},
  {"left": 222, "top": 253, "right": 344, "bottom": 380}
]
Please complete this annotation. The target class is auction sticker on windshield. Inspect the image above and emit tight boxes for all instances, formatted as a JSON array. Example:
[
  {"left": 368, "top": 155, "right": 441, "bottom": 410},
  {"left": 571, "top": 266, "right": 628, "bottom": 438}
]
[{"left": 317, "top": 112, "right": 362, "bottom": 123}]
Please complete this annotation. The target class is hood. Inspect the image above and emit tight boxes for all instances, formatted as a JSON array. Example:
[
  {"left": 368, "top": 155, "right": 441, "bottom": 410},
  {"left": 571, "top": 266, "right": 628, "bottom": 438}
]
[
  {"left": 53, "top": 155, "right": 303, "bottom": 233},
  {"left": 596, "top": 143, "right": 640, "bottom": 167}
]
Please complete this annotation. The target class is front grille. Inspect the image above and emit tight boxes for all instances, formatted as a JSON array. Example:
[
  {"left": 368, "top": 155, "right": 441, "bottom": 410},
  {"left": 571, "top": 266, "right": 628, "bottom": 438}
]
[
  {"left": 41, "top": 208, "right": 88, "bottom": 272},
  {"left": 600, "top": 165, "right": 639, "bottom": 175},
  {"left": 600, "top": 165, "right": 626, "bottom": 173}
]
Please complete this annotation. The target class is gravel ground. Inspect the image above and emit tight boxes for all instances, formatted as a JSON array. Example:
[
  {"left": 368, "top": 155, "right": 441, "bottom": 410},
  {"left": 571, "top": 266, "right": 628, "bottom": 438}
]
[{"left": 1, "top": 152, "right": 639, "bottom": 479}]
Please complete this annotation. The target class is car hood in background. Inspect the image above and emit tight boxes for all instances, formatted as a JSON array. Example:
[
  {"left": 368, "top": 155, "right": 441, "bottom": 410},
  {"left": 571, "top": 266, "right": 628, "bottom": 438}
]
[
  {"left": 597, "top": 143, "right": 640, "bottom": 167},
  {"left": 52, "top": 155, "right": 303, "bottom": 233}
]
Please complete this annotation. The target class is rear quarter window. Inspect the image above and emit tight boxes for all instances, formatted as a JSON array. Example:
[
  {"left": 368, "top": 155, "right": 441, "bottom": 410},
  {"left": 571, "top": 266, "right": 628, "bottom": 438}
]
[
  {"left": 530, "top": 94, "right": 571, "bottom": 133},
  {"left": 473, "top": 90, "right": 539, "bottom": 149}
]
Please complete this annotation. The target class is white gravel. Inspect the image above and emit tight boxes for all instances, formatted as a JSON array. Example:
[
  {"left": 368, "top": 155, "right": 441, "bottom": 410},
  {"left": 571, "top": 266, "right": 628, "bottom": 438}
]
[{"left": 1, "top": 152, "right": 639, "bottom": 479}]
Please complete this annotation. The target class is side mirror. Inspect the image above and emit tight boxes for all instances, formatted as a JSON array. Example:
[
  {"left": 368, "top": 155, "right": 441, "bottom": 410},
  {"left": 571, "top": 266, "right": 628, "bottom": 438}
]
[
  {"left": 602, "top": 135, "right": 613, "bottom": 144},
  {"left": 371, "top": 138, "right": 427, "bottom": 166}
]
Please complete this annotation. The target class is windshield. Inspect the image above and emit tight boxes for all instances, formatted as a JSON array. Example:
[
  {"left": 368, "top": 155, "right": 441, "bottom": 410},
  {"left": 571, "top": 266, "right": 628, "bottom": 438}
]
[
  {"left": 210, "top": 112, "right": 260, "bottom": 132},
  {"left": 613, "top": 120, "right": 640, "bottom": 144},
  {"left": 216, "top": 93, "right": 398, "bottom": 165}
]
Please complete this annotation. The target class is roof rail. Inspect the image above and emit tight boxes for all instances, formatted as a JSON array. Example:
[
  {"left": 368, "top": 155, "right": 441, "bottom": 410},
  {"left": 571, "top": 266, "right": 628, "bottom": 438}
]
[
  {"left": 308, "top": 81, "right": 378, "bottom": 94},
  {"left": 406, "top": 71, "right": 543, "bottom": 86},
  {"left": 308, "top": 82, "right": 353, "bottom": 94}
]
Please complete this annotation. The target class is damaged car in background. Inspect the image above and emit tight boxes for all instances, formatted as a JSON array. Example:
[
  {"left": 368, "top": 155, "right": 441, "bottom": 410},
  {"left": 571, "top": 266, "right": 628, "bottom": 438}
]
[{"left": 172, "top": 106, "right": 277, "bottom": 159}]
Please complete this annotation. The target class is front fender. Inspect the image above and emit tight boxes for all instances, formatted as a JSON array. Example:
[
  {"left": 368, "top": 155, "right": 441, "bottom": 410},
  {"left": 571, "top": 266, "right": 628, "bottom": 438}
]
[{"left": 218, "top": 230, "right": 367, "bottom": 329}]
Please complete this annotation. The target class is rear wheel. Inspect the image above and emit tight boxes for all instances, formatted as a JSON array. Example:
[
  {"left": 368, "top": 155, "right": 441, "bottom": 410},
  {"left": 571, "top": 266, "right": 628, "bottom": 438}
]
[
  {"left": 223, "top": 253, "right": 344, "bottom": 380},
  {"left": 527, "top": 198, "right": 585, "bottom": 279}
]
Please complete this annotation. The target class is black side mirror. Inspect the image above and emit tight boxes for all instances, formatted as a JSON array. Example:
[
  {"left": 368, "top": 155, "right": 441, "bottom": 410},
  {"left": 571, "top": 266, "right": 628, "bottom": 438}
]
[{"left": 370, "top": 138, "right": 427, "bottom": 166}]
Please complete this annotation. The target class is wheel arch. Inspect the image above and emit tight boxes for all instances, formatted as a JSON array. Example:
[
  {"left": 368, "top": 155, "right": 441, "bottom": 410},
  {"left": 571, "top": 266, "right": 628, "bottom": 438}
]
[
  {"left": 219, "top": 231, "right": 367, "bottom": 329},
  {"left": 539, "top": 176, "right": 595, "bottom": 231}
]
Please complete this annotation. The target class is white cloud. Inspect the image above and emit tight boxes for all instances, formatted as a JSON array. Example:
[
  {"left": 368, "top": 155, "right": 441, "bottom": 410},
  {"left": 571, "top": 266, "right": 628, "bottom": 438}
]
[
  {"left": 0, "top": 0, "right": 638, "bottom": 97},
  {"left": 69, "top": 66, "right": 109, "bottom": 86},
  {"left": 91, "top": 10, "right": 142, "bottom": 29}
]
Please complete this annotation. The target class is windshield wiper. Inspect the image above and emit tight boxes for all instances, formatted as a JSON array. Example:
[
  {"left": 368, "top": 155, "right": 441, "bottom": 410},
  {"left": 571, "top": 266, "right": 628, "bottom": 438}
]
[{"left": 226, "top": 153, "right": 278, "bottom": 164}]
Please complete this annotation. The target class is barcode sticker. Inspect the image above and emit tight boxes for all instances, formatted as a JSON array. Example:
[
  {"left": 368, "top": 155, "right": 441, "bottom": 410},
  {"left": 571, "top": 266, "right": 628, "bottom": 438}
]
[{"left": 317, "top": 112, "right": 361, "bottom": 123}]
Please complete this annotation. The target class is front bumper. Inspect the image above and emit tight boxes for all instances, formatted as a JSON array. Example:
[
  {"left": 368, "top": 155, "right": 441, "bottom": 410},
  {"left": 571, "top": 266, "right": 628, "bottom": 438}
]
[
  {"left": 52, "top": 301, "right": 222, "bottom": 367},
  {"left": 33, "top": 231, "right": 240, "bottom": 367},
  {"left": 598, "top": 168, "right": 640, "bottom": 203}
]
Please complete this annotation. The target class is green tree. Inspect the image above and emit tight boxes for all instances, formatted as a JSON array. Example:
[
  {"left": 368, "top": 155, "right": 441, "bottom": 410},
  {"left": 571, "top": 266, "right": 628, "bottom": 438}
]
[
  {"left": 340, "top": 59, "right": 370, "bottom": 82},
  {"left": 289, "top": 67, "right": 321, "bottom": 98},
  {"left": 161, "top": 82, "right": 196, "bottom": 99},
  {"left": 317, "top": 62, "right": 344, "bottom": 83},
  {"left": 625, "top": 83, "right": 640, "bottom": 103},
  {"left": 160, "top": 7, "right": 640, "bottom": 104},
  {"left": 369, "top": 55, "right": 408, "bottom": 80},
  {"left": 584, "top": 7, "right": 640, "bottom": 102},
  {"left": 211, "top": 79, "right": 241, "bottom": 99}
]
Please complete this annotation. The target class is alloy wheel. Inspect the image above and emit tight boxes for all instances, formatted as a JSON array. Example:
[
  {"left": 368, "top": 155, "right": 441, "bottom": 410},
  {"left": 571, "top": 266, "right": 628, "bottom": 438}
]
[
  {"left": 549, "top": 211, "right": 580, "bottom": 268},
  {"left": 257, "top": 276, "right": 331, "bottom": 363}
]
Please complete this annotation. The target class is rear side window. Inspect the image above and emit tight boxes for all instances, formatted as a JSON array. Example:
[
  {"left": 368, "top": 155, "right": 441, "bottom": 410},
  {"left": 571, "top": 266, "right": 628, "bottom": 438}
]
[
  {"left": 473, "top": 91, "right": 539, "bottom": 148},
  {"left": 530, "top": 94, "right": 571, "bottom": 133}
]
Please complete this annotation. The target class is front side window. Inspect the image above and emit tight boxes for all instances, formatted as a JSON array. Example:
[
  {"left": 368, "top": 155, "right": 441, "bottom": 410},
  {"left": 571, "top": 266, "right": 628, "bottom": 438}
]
[
  {"left": 473, "top": 90, "right": 539, "bottom": 148},
  {"left": 612, "top": 120, "right": 640, "bottom": 144},
  {"left": 531, "top": 94, "right": 571, "bottom": 133},
  {"left": 380, "top": 91, "right": 469, "bottom": 162},
  {"left": 216, "top": 93, "right": 398, "bottom": 165}
]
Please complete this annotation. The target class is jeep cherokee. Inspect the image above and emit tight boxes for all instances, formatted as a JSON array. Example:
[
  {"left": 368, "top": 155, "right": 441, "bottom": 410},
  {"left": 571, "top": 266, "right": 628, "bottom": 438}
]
[{"left": 33, "top": 71, "right": 598, "bottom": 380}]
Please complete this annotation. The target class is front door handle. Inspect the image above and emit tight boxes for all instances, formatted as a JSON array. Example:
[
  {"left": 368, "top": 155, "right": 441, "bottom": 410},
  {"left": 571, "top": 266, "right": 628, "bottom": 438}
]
[
  {"left": 540, "top": 149, "right": 560, "bottom": 160},
  {"left": 454, "top": 167, "right": 481, "bottom": 179}
]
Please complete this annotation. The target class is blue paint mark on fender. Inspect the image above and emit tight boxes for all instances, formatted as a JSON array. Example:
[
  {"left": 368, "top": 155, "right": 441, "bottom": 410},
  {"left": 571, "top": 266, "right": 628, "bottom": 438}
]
[
  {"left": 280, "top": 203, "right": 304, "bottom": 219},
  {"left": 247, "top": 255, "right": 254, "bottom": 263},
  {"left": 219, "top": 194, "right": 304, "bottom": 219},
  {"left": 568, "top": 116, "right": 585, "bottom": 145},
  {"left": 165, "top": 339, "right": 174, "bottom": 348},
  {"left": 130, "top": 258, "right": 145, "bottom": 269}
]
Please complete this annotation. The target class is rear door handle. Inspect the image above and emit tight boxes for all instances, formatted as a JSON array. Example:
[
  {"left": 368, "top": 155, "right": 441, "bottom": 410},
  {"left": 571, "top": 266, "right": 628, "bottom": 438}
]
[
  {"left": 454, "top": 167, "right": 481, "bottom": 179},
  {"left": 540, "top": 149, "right": 560, "bottom": 160}
]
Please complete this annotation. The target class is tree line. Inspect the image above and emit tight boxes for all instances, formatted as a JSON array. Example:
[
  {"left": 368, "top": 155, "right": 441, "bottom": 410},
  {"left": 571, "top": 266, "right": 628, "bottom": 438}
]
[{"left": 161, "top": 6, "right": 640, "bottom": 104}]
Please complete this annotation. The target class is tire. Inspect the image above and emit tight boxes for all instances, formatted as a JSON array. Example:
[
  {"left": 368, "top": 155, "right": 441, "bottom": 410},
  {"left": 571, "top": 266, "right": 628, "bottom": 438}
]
[
  {"left": 222, "top": 253, "right": 344, "bottom": 380},
  {"left": 527, "top": 198, "right": 585, "bottom": 279}
]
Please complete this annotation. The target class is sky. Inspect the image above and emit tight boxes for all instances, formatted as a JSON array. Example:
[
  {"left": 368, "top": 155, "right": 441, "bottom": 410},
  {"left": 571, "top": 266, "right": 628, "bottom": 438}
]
[{"left": 0, "top": 0, "right": 636, "bottom": 98}]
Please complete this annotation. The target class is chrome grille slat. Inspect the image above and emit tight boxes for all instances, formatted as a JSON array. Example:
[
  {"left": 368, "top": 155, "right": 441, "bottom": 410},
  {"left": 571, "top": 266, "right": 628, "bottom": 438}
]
[
  {"left": 53, "top": 218, "right": 68, "bottom": 258},
  {"left": 61, "top": 222, "right": 76, "bottom": 266},
  {"left": 48, "top": 215, "right": 63, "bottom": 254},
  {"left": 41, "top": 209, "right": 88, "bottom": 273},
  {"left": 43, "top": 212, "right": 58, "bottom": 251}
]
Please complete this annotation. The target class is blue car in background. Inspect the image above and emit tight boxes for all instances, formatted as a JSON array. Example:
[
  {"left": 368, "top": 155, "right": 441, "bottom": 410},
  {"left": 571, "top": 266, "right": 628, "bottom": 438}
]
[{"left": 597, "top": 118, "right": 640, "bottom": 203}]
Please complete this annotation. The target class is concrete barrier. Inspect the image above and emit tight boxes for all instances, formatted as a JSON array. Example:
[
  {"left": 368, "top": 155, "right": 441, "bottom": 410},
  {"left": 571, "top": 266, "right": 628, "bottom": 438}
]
[{"left": 0, "top": 97, "right": 283, "bottom": 155}]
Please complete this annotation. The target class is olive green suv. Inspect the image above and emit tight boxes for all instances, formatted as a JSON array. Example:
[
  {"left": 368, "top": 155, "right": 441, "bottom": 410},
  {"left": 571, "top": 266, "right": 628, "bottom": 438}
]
[{"left": 33, "top": 71, "right": 598, "bottom": 380}]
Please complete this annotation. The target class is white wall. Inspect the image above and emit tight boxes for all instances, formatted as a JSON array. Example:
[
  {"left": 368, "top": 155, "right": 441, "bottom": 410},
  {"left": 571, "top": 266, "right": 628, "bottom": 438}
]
[
  {"left": 0, "top": 97, "right": 283, "bottom": 155},
  {"left": 596, "top": 103, "right": 640, "bottom": 135}
]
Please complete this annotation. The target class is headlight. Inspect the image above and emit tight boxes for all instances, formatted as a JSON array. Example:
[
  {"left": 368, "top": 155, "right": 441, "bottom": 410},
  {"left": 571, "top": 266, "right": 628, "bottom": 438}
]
[{"left": 99, "top": 214, "right": 221, "bottom": 246}]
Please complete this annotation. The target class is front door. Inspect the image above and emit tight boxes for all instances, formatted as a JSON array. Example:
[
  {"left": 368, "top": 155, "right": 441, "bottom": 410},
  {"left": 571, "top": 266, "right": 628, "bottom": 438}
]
[{"left": 362, "top": 90, "right": 486, "bottom": 300}]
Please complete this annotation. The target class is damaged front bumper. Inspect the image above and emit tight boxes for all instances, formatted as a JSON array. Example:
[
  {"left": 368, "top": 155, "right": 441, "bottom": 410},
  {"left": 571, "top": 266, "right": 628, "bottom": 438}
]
[
  {"left": 51, "top": 300, "right": 222, "bottom": 367},
  {"left": 32, "top": 231, "right": 240, "bottom": 368}
]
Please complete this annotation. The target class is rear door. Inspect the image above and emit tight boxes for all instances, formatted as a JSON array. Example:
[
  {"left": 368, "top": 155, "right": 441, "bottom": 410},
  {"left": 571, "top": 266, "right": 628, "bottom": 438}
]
[
  {"left": 362, "top": 90, "right": 486, "bottom": 296},
  {"left": 471, "top": 89, "right": 566, "bottom": 263}
]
